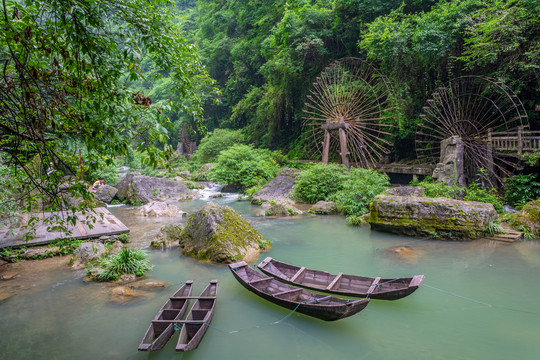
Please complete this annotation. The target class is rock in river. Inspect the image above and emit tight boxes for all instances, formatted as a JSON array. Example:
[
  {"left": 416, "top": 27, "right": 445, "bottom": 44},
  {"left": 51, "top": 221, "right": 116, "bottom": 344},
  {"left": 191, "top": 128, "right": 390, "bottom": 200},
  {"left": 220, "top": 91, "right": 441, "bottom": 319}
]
[
  {"left": 309, "top": 201, "right": 337, "bottom": 215},
  {"left": 251, "top": 167, "right": 299, "bottom": 205},
  {"left": 134, "top": 201, "right": 186, "bottom": 217},
  {"left": 179, "top": 202, "right": 271, "bottom": 263},
  {"left": 368, "top": 194, "right": 497, "bottom": 239},
  {"left": 94, "top": 185, "right": 118, "bottom": 204},
  {"left": 115, "top": 172, "right": 197, "bottom": 204}
]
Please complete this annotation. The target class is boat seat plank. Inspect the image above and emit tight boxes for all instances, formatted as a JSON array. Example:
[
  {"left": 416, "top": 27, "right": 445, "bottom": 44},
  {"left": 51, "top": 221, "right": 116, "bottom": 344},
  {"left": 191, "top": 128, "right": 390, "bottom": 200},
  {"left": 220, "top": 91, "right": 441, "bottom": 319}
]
[
  {"left": 274, "top": 288, "right": 303, "bottom": 297},
  {"left": 367, "top": 277, "right": 381, "bottom": 295},
  {"left": 326, "top": 272, "right": 343, "bottom": 290},
  {"left": 290, "top": 267, "right": 306, "bottom": 282},
  {"left": 247, "top": 277, "right": 274, "bottom": 285}
]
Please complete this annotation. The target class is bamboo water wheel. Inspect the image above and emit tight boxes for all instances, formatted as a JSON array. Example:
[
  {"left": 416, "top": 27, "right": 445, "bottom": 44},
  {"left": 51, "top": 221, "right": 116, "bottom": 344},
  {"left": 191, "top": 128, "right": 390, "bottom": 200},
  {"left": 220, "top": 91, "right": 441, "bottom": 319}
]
[
  {"left": 416, "top": 75, "right": 529, "bottom": 187},
  {"left": 303, "top": 57, "right": 396, "bottom": 168}
]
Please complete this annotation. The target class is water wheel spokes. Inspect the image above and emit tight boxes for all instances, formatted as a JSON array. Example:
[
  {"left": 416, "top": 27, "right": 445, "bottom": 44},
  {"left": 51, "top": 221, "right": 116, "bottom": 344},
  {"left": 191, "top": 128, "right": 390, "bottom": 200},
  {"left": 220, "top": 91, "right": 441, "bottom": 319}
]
[{"left": 303, "top": 57, "right": 396, "bottom": 168}]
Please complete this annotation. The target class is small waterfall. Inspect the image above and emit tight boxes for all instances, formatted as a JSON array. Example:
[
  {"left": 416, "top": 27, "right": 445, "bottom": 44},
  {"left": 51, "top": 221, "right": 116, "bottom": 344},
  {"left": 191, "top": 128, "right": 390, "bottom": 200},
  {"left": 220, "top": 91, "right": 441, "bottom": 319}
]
[{"left": 196, "top": 182, "right": 240, "bottom": 202}]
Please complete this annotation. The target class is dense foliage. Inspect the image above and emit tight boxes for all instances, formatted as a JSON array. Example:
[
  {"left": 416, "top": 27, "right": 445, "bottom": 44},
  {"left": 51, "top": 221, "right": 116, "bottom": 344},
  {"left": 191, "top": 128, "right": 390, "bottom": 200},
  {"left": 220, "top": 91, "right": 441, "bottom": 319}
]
[
  {"left": 328, "top": 168, "right": 390, "bottom": 216},
  {"left": 209, "top": 144, "right": 280, "bottom": 190},
  {"left": 0, "top": 0, "right": 214, "bottom": 234},
  {"left": 413, "top": 178, "right": 505, "bottom": 213},
  {"left": 179, "top": 0, "right": 539, "bottom": 157},
  {"left": 504, "top": 174, "right": 540, "bottom": 208},
  {"left": 293, "top": 163, "right": 349, "bottom": 204},
  {"left": 294, "top": 163, "right": 389, "bottom": 220},
  {"left": 191, "top": 128, "right": 245, "bottom": 164}
]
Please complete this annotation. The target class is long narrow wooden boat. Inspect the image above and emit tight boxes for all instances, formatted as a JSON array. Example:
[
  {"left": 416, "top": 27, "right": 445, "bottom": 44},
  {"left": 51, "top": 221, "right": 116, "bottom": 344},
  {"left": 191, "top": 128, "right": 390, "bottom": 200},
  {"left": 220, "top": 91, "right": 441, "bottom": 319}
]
[
  {"left": 257, "top": 257, "right": 424, "bottom": 300},
  {"left": 229, "top": 261, "right": 369, "bottom": 321},
  {"left": 176, "top": 280, "right": 218, "bottom": 352},
  {"left": 138, "top": 280, "right": 193, "bottom": 351}
]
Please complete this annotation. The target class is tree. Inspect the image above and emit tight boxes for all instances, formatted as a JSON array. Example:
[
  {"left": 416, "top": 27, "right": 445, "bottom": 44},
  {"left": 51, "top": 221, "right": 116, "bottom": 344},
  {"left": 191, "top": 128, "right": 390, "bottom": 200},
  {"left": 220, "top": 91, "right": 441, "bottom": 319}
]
[{"left": 0, "top": 0, "right": 214, "bottom": 236}]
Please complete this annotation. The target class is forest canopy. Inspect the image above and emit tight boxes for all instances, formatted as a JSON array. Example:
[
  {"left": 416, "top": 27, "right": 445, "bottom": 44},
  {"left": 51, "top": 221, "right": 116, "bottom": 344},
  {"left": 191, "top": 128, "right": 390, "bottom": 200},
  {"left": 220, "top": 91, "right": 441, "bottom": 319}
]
[{"left": 177, "top": 0, "right": 539, "bottom": 156}]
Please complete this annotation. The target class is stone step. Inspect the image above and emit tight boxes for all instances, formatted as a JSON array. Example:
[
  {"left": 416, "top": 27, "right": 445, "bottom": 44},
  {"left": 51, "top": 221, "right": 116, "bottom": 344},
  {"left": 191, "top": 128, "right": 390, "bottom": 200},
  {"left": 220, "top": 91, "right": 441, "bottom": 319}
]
[{"left": 485, "top": 230, "right": 523, "bottom": 243}]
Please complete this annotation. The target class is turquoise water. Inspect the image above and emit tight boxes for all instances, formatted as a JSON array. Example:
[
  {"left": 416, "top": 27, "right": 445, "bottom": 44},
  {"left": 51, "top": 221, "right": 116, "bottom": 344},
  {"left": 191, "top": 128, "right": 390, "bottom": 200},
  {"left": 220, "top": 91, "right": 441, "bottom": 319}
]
[{"left": 1, "top": 196, "right": 539, "bottom": 360}]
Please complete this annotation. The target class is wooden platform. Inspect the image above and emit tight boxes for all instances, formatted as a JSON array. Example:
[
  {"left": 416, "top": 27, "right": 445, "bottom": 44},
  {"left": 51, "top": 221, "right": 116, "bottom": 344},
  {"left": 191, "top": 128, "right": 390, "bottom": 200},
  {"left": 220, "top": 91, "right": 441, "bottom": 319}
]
[{"left": 0, "top": 207, "right": 129, "bottom": 249}]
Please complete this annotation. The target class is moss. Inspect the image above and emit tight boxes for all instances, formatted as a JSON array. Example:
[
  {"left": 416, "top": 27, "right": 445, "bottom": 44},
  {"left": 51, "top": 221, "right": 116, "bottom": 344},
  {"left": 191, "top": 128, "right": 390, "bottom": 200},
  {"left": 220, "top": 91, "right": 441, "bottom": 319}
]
[
  {"left": 179, "top": 203, "right": 271, "bottom": 262},
  {"left": 368, "top": 196, "right": 488, "bottom": 239}
]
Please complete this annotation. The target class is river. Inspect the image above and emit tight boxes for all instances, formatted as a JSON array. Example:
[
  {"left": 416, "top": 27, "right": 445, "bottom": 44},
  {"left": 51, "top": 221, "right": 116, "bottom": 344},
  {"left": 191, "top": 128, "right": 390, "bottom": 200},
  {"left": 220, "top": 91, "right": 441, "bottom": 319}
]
[{"left": 1, "top": 185, "right": 539, "bottom": 360}]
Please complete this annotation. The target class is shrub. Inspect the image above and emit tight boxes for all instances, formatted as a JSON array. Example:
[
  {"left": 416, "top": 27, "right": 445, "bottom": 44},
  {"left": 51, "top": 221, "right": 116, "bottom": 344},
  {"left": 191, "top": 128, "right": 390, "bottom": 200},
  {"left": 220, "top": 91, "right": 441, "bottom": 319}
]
[
  {"left": 504, "top": 174, "right": 540, "bottom": 208},
  {"left": 191, "top": 128, "right": 245, "bottom": 164},
  {"left": 91, "top": 248, "right": 151, "bottom": 281},
  {"left": 292, "top": 163, "right": 348, "bottom": 204},
  {"left": 209, "top": 144, "right": 280, "bottom": 190},
  {"left": 346, "top": 215, "right": 367, "bottom": 226},
  {"left": 464, "top": 183, "right": 504, "bottom": 213},
  {"left": 485, "top": 219, "right": 502, "bottom": 236},
  {"left": 116, "top": 233, "right": 130, "bottom": 243},
  {"left": 411, "top": 177, "right": 461, "bottom": 198},
  {"left": 412, "top": 177, "right": 504, "bottom": 213},
  {"left": 329, "top": 168, "right": 390, "bottom": 216}
]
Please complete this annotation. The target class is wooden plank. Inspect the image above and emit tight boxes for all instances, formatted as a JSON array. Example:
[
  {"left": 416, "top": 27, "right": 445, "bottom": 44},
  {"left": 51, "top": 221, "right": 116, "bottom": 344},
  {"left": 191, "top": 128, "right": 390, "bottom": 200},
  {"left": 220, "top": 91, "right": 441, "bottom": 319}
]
[
  {"left": 326, "top": 272, "right": 343, "bottom": 290},
  {"left": 366, "top": 277, "right": 381, "bottom": 295},
  {"left": 274, "top": 288, "right": 303, "bottom": 297},
  {"left": 75, "top": 220, "right": 88, "bottom": 236},
  {"left": 0, "top": 207, "right": 129, "bottom": 249},
  {"left": 290, "top": 267, "right": 306, "bottom": 283},
  {"left": 321, "top": 122, "right": 349, "bottom": 130},
  {"left": 247, "top": 277, "right": 273, "bottom": 285}
]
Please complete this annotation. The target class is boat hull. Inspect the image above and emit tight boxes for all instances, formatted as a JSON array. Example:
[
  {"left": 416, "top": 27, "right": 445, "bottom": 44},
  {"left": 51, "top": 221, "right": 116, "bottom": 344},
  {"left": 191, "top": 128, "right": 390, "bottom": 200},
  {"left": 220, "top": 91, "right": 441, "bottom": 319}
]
[
  {"left": 176, "top": 280, "right": 218, "bottom": 352},
  {"left": 229, "top": 262, "right": 369, "bottom": 321},
  {"left": 258, "top": 257, "right": 424, "bottom": 300},
  {"left": 138, "top": 280, "right": 193, "bottom": 351}
]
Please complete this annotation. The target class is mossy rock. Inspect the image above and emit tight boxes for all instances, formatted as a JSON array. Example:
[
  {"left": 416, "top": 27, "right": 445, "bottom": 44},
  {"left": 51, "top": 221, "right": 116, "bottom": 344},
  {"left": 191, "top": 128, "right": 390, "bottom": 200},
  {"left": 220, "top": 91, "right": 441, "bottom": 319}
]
[
  {"left": 150, "top": 225, "right": 183, "bottom": 249},
  {"left": 513, "top": 199, "right": 540, "bottom": 237},
  {"left": 179, "top": 202, "right": 271, "bottom": 263},
  {"left": 368, "top": 194, "right": 497, "bottom": 240}
]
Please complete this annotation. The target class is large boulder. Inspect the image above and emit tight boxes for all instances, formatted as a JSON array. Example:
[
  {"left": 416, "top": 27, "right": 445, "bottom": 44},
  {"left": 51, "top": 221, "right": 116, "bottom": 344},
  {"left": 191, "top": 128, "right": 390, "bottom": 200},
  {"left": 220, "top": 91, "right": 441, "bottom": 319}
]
[
  {"left": 94, "top": 185, "right": 118, "bottom": 204},
  {"left": 262, "top": 201, "right": 302, "bottom": 217},
  {"left": 514, "top": 199, "right": 540, "bottom": 237},
  {"left": 115, "top": 173, "right": 197, "bottom": 204},
  {"left": 251, "top": 168, "right": 300, "bottom": 205},
  {"left": 134, "top": 201, "right": 186, "bottom": 217},
  {"left": 179, "top": 202, "right": 271, "bottom": 263},
  {"left": 309, "top": 201, "right": 337, "bottom": 215},
  {"left": 368, "top": 194, "right": 497, "bottom": 239}
]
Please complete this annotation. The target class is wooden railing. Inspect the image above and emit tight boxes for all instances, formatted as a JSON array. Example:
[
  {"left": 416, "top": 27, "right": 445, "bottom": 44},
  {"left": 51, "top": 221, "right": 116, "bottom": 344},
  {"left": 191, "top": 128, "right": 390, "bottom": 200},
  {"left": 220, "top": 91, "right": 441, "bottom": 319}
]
[{"left": 488, "top": 127, "right": 540, "bottom": 154}]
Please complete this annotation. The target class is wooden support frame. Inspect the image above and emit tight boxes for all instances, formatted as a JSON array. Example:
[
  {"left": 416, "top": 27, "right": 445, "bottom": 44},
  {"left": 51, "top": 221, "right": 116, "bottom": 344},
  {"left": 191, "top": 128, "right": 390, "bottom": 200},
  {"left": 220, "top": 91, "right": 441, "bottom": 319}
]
[{"left": 320, "top": 117, "right": 351, "bottom": 168}]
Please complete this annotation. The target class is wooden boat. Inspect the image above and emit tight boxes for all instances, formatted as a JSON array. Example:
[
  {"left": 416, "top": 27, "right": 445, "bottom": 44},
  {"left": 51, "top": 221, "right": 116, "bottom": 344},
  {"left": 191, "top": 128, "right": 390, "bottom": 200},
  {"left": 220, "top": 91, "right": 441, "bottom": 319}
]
[
  {"left": 229, "top": 261, "right": 369, "bottom": 321},
  {"left": 138, "top": 280, "right": 193, "bottom": 351},
  {"left": 176, "top": 280, "right": 218, "bottom": 352},
  {"left": 257, "top": 257, "right": 424, "bottom": 300}
]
